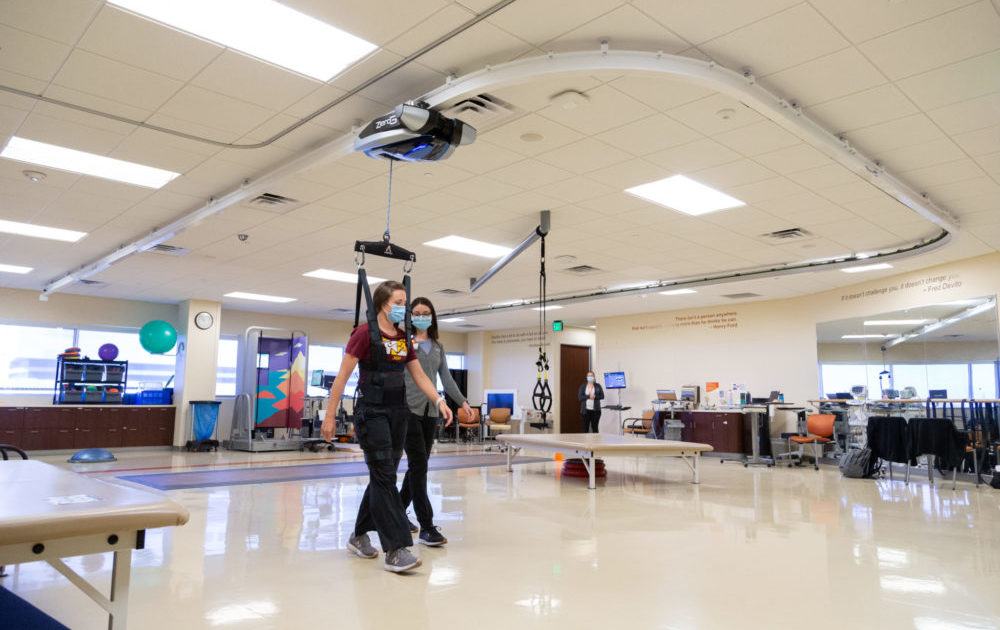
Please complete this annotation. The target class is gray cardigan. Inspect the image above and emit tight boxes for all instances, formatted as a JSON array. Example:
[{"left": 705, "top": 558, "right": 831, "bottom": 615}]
[{"left": 404, "top": 338, "right": 467, "bottom": 417}]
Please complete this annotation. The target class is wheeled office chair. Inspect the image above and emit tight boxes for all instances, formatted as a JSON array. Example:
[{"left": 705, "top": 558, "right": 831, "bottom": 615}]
[
  {"left": 457, "top": 407, "right": 482, "bottom": 442},
  {"left": 786, "top": 414, "right": 836, "bottom": 470},
  {"left": 623, "top": 410, "right": 653, "bottom": 435}
]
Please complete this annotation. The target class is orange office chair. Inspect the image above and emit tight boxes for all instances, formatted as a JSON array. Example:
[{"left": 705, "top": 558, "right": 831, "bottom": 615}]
[
  {"left": 457, "top": 406, "right": 482, "bottom": 442},
  {"left": 623, "top": 410, "right": 653, "bottom": 435},
  {"left": 787, "top": 414, "right": 835, "bottom": 470},
  {"left": 487, "top": 407, "right": 512, "bottom": 437}
]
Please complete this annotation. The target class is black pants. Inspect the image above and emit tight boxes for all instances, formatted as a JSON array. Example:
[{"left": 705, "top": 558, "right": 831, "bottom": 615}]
[
  {"left": 353, "top": 402, "right": 412, "bottom": 553},
  {"left": 582, "top": 410, "right": 601, "bottom": 433},
  {"left": 399, "top": 412, "right": 436, "bottom": 531}
]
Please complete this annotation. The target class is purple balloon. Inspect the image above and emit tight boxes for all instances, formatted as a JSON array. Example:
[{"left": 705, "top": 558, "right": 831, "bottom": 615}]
[{"left": 98, "top": 343, "right": 119, "bottom": 361}]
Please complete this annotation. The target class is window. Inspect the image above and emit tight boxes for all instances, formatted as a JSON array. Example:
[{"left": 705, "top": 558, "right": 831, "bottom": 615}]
[
  {"left": 78, "top": 329, "right": 174, "bottom": 393},
  {"left": 446, "top": 353, "right": 465, "bottom": 370},
  {"left": 216, "top": 337, "right": 238, "bottom": 396},
  {"left": 924, "top": 364, "right": 969, "bottom": 400},
  {"left": 820, "top": 361, "right": 1000, "bottom": 399},
  {"left": 819, "top": 364, "right": 868, "bottom": 396},
  {"left": 0, "top": 324, "right": 75, "bottom": 394},
  {"left": 972, "top": 363, "right": 999, "bottom": 399},
  {"left": 891, "top": 364, "right": 929, "bottom": 398},
  {"left": 307, "top": 344, "right": 358, "bottom": 398}
]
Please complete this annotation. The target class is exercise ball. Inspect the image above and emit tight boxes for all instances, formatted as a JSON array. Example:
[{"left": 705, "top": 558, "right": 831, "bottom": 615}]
[
  {"left": 98, "top": 343, "right": 119, "bottom": 361},
  {"left": 68, "top": 448, "right": 117, "bottom": 463},
  {"left": 139, "top": 320, "right": 177, "bottom": 354}
]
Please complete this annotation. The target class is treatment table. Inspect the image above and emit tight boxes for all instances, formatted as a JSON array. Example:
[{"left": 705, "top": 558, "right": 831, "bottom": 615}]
[
  {"left": 497, "top": 433, "right": 713, "bottom": 489},
  {"left": 0, "top": 460, "right": 189, "bottom": 629}
]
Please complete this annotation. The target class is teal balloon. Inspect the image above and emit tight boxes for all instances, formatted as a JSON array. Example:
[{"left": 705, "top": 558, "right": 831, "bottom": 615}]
[{"left": 139, "top": 320, "right": 177, "bottom": 354}]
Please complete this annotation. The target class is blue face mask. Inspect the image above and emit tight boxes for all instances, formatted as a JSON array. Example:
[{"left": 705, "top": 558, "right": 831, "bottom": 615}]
[
  {"left": 412, "top": 315, "right": 432, "bottom": 330},
  {"left": 388, "top": 304, "right": 407, "bottom": 324}
]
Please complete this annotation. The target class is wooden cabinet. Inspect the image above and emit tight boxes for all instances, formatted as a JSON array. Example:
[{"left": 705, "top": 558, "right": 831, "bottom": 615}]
[
  {"left": 2, "top": 406, "right": 175, "bottom": 451},
  {"left": 680, "top": 411, "right": 746, "bottom": 454},
  {"left": 0, "top": 407, "right": 25, "bottom": 448},
  {"left": 148, "top": 408, "right": 175, "bottom": 446},
  {"left": 123, "top": 408, "right": 149, "bottom": 447}
]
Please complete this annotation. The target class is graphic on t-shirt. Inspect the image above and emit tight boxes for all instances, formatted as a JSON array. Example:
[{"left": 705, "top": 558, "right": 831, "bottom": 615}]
[{"left": 383, "top": 336, "right": 409, "bottom": 362}]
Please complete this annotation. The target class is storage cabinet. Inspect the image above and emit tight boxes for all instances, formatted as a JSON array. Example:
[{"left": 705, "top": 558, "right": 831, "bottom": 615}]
[
  {"left": 680, "top": 411, "right": 746, "bottom": 454},
  {"left": 0, "top": 406, "right": 175, "bottom": 451}
]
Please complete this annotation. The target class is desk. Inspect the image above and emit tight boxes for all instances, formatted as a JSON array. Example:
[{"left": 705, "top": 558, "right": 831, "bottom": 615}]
[
  {"left": 498, "top": 433, "right": 713, "bottom": 489},
  {"left": 0, "top": 460, "right": 189, "bottom": 629}
]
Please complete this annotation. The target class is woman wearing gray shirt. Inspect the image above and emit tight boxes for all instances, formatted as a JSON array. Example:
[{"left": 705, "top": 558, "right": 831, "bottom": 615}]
[{"left": 401, "top": 297, "right": 472, "bottom": 547}]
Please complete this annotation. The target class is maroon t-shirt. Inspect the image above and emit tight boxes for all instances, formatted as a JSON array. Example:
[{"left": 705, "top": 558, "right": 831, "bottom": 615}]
[{"left": 345, "top": 323, "right": 416, "bottom": 365}]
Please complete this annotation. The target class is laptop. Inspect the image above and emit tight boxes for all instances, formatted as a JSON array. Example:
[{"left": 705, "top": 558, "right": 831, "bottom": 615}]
[{"left": 656, "top": 390, "right": 677, "bottom": 401}]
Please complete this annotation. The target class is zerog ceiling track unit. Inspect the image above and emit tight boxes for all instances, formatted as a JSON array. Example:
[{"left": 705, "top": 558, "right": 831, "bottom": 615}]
[{"left": 39, "top": 47, "right": 957, "bottom": 302}]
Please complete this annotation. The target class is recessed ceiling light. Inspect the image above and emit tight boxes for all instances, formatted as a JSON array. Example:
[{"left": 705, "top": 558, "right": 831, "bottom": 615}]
[
  {"left": 22, "top": 170, "right": 46, "bottom": 182},
  {"left": 842, "top": 263, "right": 893, "bottom": 273},
  {"left": 625, "top": 175, "right": 745, "bottom": 216},
  {"left": 532, "top": 305, "right": 563, "bottom": 311},
  {"left": 224, "top": 291, "right": 296, "bottom": 303},
  {"left": 0, "top": 219, "right": 86, "bottom": 243},
  {"left": 108, "top": 0, "right": 376, "bottom": 81},
  {"left": 660, "top": 288, "right": 697, "bottom": 296},
  {"left": 842, "top": 334, "right": 897, "bottom": 339},
  {"left": 0, "top": 263, "right": 33, "bottom": 274},
  {"left": 439, "top": 317, "right": 465, "bottom": 323},
  {"left": 864, "top": 319, "right": 928, "bottom": 326},
  {"left": 303, "top": 268, "right": 386, "bottom": 284},
  {"left": 1, "top": 137, "right": 179, "bottom": 188},
  {"left": 424, "top": 235, "right": 513, "bottom": 259}
]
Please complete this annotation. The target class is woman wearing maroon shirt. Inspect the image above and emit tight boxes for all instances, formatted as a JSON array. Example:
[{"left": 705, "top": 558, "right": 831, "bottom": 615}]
[{"left": 321, "top": 280, "right": 452, "bottom": 573}]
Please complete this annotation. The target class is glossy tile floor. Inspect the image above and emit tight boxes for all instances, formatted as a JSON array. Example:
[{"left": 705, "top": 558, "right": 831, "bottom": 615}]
[{"left": 6, "top": 448, "right": 1000, "bottom": 630}]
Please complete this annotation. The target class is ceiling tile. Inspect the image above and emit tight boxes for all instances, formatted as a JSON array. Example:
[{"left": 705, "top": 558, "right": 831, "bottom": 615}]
[
  {"left": 631, "top": 0, "right": 799, "bottom": 45},
  {"left": 447, "top": 175, "right": 524, "bottom": 204},
  {"left": 385, "top": 4, "right": 475, "bottom": 56},
  {"left": 900, "top": 158, "right": 988, "bottom": 188},
  {"left": 952, "top": 124, "right": 1000, "bottom": 157},
  {"left": 725, "top": 177, "right": 809, "bottom": 204},
  {"left": 284, "top": 0, "right": 448, "bottom": 47},
  {"left": 190, "top": 51, "right": 320, "bottom": 112},
  {"left": 762, "top": 47, "right": 886, "bottom": 107},
  {"left": 0, "top": 23, "right": 71, "bottom": 82},
  {"left": 975, "top": 152, "right": 1000, "bottom": 179},
  {"left": 896, "top": 50, "right": 1000, "bottom": 110},
  {"left": 111, "top": 131, "right": 210, "bottom": 174},
  {"left": 447, "top": 138, "right": 524, "bottom": 174},
  {"left": 607, "top": 75, "right": 714, "bottom": 112},
  {"left": 543, "top": 4, "right": 688, "bottom": 54},
  {"left": 754, "top": 144, "right": 832, "bottom": 174},
  {"left": 858, "top": 2, "right": 1000, "bottom": 80},
  {"left": 698, "top": 4, "right": 849, "bottom": 76},
  {"left": 712, "top": 120, "right": 801, "bottom": 156},
  {"left": 358, "top": 62, "right": 446, "bottom": 110},
  {"left": 585, "top": 159, "right": 669, "bottom": 189},
  {"left": 646, "top": 138, "right": 741, "bottom": 172},
  {"left": 536, "top": 84, "right": 654, "bottom": 135},
  {"left": 155, "top": 86, "right": 277, "bottom": 139},
  {"left": 809, "top": 0, "right": 979, "bottom": 43},
  {"left": 845, "top": 114, "right": 943, "bottom": 155},
  {"left": 38, "top": 85, "right": 152, "bottom": 132},
  {"left": 816, "top": 177, "right": 883, "bottom": 205},
  {"left": 692, "top": 158, "right": 777, "bottom": 188},
  {"left": 927, "top": 92, "right": 1000, "bottom": 136},
  {"left": 487, "top": 75, "right": 602, "bottom": 113},
  {"left": 0, "top": 0, "right": 101, "bottom": 44},
  {"left": 409, "top": 18, "right": 533, "bottom": 76},
  {"left": 484, "top": 113, "right": 584, "bottom": 156},
  {"left": 490, "top": 159, "right": 573, "bottom": 189},
  {"left": 52, "top": 49, "right": 184, "bottom": 112},
  {"left": 786, "top": 163, "right": 857, "bottom": 189},
  {"left": 534, "top": 137, "right": 632, "bottom": 174},
  {"left": 13, "top": 112, "right": 127, "bottom": 155},
  {"left": 872, "top": 137, "right": 969, "bottom": 172},
  {"left": 486, "top": 0, "right": 623, "bottom": 47},
  {"left": 77, "top": 6, "right": 223, "bottom": 82},
  {"left": 595, "top": 113, "right": 702, "bottom": 156},
  {"left": 667, "top": 93, "right": 763, "bottom": 136},
  {"left": 535, "top": 176, "right": 614, "bottom": 204},
  {"left": 804, "top": 84, "right": 920, "bottom": 133}
]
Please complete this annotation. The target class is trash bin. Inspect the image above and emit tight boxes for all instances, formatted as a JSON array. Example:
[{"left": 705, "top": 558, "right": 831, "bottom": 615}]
[
  {"left": 665, "top": 420, "right": 684, "bottom": 441},
  {"left": 188, "top": 400, "right": 221, "bottom": 451}
]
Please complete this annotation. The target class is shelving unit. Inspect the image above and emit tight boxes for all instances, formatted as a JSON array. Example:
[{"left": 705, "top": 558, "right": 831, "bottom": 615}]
[{"left": 52, "top": 357, "right": 129, "bottom": 405}]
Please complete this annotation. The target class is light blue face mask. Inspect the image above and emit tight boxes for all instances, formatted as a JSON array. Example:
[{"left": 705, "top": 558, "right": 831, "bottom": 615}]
[
  {"left": 412, "top": 315, "right": 432, "bottom": 330},
  {"left": 388, "top": 304, "right": 407, "bottom": 324}
]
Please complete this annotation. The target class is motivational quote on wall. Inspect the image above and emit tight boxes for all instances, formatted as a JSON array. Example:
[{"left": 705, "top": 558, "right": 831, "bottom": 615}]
[
  {"left": 840, "top": 272, "right": 962, "bottom": 302},
  {"left": 490, "top": 330, "right": 550, "bottom": 348},
  {"left": 631, "top": 311, "right": 740, "bottom": 332}
]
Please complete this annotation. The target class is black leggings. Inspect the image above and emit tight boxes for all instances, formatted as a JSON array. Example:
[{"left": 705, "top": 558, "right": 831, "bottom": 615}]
[
  {"left": 582, "top": 410, "right": 601, "bottom": 433},
  {"left": 399, "top": 412, "right": 437, "bottom": 530},
  {"left": 353, "top": 403, "right": 412, "bottom": 553}
]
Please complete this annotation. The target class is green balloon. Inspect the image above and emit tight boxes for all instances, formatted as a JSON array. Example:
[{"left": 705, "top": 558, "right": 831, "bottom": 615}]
[{"left": 139, "top": 320, "right": 177, "bottom": 354}]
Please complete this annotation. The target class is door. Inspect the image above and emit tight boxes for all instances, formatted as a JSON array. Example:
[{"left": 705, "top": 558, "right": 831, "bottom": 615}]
[{"left": 559, "top": 344, "right": 591, "bottom": 434}]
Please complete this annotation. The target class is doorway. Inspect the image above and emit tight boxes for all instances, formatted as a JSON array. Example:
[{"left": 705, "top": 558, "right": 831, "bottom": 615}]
[{"left": 560, "top": 344, "right": 592, "bottom": 433}]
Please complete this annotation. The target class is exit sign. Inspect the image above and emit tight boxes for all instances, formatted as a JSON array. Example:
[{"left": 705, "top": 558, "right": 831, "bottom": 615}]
[{"left": 552, "top": 320, "right": 564, "bottom": 332}]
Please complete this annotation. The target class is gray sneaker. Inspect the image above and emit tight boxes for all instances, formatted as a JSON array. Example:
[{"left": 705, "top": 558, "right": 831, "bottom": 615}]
[
  {"left": 383, "top": 547, "right": 421, "bottom": 573},
  {"left": 347, "top": 534, "right": 378, "bottom": 559}
]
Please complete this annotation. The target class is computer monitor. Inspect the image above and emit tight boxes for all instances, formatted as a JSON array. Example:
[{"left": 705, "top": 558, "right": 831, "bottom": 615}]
[
  {"left": 322, "top": 375, "right": 336, "bottom": 390},
  {"left": 310, "top": 369, "right": 325, "bottom": 388},
  {"left": 656, "top": 390, "right": 677, "bottom": 401},
  {"left": 929, "top": 389, "right": 948, "bottom": 399},
  {"left": 484, "top": 389, "right": 519, "bottom": 419},
  {"left": 604, "top": 371, "right": 626, "bottom": 389},
  {"left": 768, "top": 390, "right": 781, "bottom": 402}
]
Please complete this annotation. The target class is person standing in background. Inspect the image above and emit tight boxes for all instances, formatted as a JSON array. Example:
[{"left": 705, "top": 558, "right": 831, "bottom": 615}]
[{"left": 578, "top": 371, "right": 604, "bottom": 433}]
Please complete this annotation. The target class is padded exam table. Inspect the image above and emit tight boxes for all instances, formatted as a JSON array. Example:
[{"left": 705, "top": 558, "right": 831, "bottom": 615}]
[
  {"left": 497, "top": 433, "right": 713, "bottom": 489},
  {"left": 0, "top": 460, "right": 189, "bottom": 629}
]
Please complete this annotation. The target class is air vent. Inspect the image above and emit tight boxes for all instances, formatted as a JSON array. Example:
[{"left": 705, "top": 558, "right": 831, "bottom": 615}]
[
  {"left": 435, "top": 288, "right": 464, "bottom": 296},
  {"left": 722, "top": 292, "right": 762, "bottom": 299},
  {"left": 248, "top": 192, "right": 299, "bottom": 211},
  {"left": 148, "top": 244, "right": 190, "bottom": 256},
  {"left": 562, "top": 264, "right": 602, "bottom": 275},
  {"left": 442, "top": 93, "right": 517, "bottom": 131},
  {"left": 760, "top": 227, "right": 813, "bottom": 242},
  {"left": 457, "top": 323, "right": 481, "bottom": 329},
  {"left": 78, "top": 279, "right": 107, "bottom": 288},
  {"left": 331, "top": 307, "right": 354, "bottom": 315}
]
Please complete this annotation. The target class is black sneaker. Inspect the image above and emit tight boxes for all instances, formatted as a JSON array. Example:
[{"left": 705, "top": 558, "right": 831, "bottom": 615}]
[
  {"left": 418, "top": 526, "right": 447, "bottom": 547},
  {"left": 408, "top": 519, "right": 418, "bottom": 533}
]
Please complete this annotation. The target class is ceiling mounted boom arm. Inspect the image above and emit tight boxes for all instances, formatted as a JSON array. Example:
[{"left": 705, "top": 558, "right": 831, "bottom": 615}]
[{"left": 470, "top": 210, "right": 550, "bottom": 293}]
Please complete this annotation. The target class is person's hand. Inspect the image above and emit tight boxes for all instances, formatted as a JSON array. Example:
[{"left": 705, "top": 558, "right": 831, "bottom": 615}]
[
  {"left": 321, "top": 417, "right": 335, "bottom": 442},
  {"left": 439, "top": 399, "right": 454, "bottom": 426},
  {"left": 460, "top": 401, "right": 473, "bottom": 423}
]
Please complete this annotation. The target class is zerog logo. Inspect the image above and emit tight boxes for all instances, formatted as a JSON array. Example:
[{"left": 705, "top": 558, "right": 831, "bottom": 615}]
[{"left": 375, "top": 115, "right": 398, "bottom": 130}]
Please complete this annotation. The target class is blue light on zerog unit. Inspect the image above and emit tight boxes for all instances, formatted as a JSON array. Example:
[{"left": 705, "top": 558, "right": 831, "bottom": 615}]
[{"left": 400, "top": 142, "right": 432, "bottom": 161}]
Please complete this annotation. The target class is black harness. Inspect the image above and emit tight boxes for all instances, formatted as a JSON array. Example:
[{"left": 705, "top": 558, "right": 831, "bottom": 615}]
[{"left": 531, "top": 230, "right": 553, "bottom": 423}]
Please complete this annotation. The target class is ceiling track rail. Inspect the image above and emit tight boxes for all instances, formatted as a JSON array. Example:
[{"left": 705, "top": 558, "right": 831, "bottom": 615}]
[{"left": 41, "top": 47, "right": 958, "bottom": 298}]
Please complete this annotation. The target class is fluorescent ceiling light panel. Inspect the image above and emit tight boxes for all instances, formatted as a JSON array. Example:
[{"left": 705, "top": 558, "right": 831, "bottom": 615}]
[
  {"left": 625, "top": 175, "right": 745, "bottom": 216},
  {"left": 532, "top": 305, "right": 563, "bottom": 311},
  {"left": 864, "top": 319, "right": 928, "bottom": 326},
  {"left": 0, "top": 219, "right": 86, "bottom": 242},
  {"left": 108, "top": 0, "right": 376, "bottom": 81},
  {"left": 424, "top": 235, "right": 513, "bottom": 259},
  {"left": 842, "top": 334, "right": 896, "bottom": 339},
  {"left": 303, "top": 268, "right": 386, "bottom": 284},
  {"left": 660, "top": 288, "right": 697, "bottom": 296},
  {"left": 0, "top": 263, "right": 33, "bottom": 274},
  {"left": 439, "top": 317, "right": 465, "bottom": 323},
  {"left": 1, "top": 137, "right": 179, "bottom": 188},
  {"left": 842, "top": 263, "right": 893, "bottom": 273},
  {"left": 224, "top": 291, "right": 296, "bottom": 303}
]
